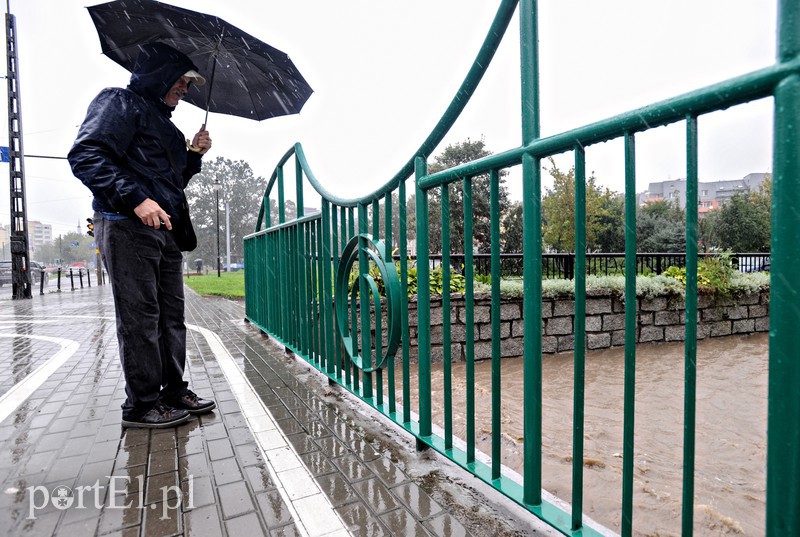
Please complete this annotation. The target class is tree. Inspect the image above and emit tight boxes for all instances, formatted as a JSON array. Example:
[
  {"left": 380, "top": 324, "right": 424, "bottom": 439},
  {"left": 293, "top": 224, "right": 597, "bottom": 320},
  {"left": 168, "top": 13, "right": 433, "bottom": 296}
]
[
  {"left": 593, "top": 191, "right": 626, "bottom": 252},
  {"left": 713, "top": 185, "right": 771, "bottom": 252},
  {"left": 185, "top": 157, "right": 266, "bottom": 269},
  {"left": 367, "top": 189, "right": 414, "bottom": 249},
  {"left": 501, "top": 201, "right": 524, "bottom": 253},
  {"left": 266, "top": 198, "right": 297, "bottom": 228},
  {"left": 35, "top": 232, "right": 97, "bottom": 267},
  {"left": 424, "top": 138, "right": 511, "bottom": 254},
  {"left": 637, "top": 200, "right": 686, "bottom": 252},
  {"left": 541, "top": 158, "right": 624, "bottom": 252},
  {"left": 698, "top": 209, "right": 722, "bottom": 252}
]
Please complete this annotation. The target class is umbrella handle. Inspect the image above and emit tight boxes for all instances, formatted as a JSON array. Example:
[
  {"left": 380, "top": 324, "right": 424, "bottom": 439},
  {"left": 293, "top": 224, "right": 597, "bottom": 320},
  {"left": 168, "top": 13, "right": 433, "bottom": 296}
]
[
  {"left": 186, "top": 139, "right": 204, "bottom": 153},
  {"left": 186, "top": 123, "right": 208, "bottom": 153}
]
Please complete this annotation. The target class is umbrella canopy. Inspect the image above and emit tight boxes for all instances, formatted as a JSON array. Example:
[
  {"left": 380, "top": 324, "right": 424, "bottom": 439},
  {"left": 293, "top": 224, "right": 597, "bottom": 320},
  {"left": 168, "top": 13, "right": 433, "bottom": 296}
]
[{"left": 87, "top": 0, "right": 313, "bottom": 122}]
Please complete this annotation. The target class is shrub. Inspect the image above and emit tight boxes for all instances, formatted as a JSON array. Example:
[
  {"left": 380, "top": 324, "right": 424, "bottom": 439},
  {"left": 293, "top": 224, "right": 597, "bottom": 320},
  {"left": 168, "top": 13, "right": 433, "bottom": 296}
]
[
  {"left": 348, "top": 253, "right": 769, "bottom": 301},
  {"left": 402, "top": 266, "right": 467, "bottom": 296},
  {"left": 661, "top": 253, "right": 737, "bottom": 295},
  {"left": 537, "top": 275, "right": 685, "bottom": 300}
]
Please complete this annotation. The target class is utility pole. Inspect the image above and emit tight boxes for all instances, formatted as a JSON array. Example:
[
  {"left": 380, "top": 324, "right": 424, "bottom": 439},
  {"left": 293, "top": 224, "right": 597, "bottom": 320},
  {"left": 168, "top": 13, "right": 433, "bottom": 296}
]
[{"left": 6, "top": 2, "right": 31, "bottom": 299}]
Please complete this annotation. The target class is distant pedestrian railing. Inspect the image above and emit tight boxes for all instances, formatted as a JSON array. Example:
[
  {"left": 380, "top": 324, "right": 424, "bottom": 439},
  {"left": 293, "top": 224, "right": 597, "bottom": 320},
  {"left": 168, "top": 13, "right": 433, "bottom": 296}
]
[
  {"left": 244, "top": 1, "right": 798, "bottom": 535},
  {"left": 44, "top": 267, "right": 105, "bottom": 293},
  {"left": 427, "top": 251, "right": 770, "bottom": 279}
]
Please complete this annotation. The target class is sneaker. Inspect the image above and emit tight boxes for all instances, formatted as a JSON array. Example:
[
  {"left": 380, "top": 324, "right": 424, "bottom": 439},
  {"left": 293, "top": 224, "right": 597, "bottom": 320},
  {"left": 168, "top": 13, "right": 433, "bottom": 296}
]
[
  {"left": 121, "top": 402, "right": 190, "bottom": 429},
  {"left": 162, "top": 389, "right": 216, "bottom": 415}
]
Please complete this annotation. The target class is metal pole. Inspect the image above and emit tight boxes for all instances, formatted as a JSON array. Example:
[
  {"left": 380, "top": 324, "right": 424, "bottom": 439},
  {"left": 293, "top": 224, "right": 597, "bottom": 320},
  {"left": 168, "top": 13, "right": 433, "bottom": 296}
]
[
  {"left": 6, "top": 10, "right": 31, "bottom": 299},
  {"left": 414, "top": 157, "right": 430, "bottom": 440},
  {"left": 767, "top": 1, "right": 800, "bottom": 534},
  {"left": 216, "top": 187, "right": 221, "bottom": 277},
  {"left": 520, "top": 0, "right": 543, "bottom": 507},
  {"left": 225, "top": 201, "right": 230, "bottom": 272}
]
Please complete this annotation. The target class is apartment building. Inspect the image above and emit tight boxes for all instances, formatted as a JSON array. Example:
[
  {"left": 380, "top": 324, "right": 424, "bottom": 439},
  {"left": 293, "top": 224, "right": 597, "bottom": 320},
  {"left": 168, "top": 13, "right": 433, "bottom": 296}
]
[
  {"left": 639, "top": 172, "right": 769, "bottom": 214},
  {"left": 0, "top": 222, "right": 53, "bottom": 259}
]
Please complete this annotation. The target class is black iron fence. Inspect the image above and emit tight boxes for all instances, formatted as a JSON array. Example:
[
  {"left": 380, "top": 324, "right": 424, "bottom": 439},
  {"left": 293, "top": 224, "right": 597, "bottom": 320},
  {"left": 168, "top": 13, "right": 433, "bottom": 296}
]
[{"left": 422, "top": 252, "right": 770, "bottom": 279}]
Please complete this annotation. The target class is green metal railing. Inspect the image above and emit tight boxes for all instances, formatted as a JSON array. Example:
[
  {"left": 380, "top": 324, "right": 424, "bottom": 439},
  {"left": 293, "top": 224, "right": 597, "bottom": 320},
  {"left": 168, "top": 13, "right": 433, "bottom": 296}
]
[{"left": 244, "top": 1, "right": 800, "bottom": 535}]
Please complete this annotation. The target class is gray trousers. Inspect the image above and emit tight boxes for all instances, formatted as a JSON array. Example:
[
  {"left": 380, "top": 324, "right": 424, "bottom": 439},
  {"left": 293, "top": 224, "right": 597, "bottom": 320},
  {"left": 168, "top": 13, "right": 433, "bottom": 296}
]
[{"left": 95, "top": 214, "right": 188, "bottom": 420}]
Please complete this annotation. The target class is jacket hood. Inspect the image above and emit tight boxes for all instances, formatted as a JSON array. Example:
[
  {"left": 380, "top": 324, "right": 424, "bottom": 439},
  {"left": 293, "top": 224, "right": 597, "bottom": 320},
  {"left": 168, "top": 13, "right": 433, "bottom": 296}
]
[{"left": 128, "top": 43, "right": 200, "bottom": 105}]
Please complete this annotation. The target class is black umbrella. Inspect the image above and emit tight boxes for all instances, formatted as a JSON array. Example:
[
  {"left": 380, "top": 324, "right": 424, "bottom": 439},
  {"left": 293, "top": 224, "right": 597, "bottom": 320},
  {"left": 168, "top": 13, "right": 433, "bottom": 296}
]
[{"left": 86, "top": 0, "right": 313, "bottom": 123}]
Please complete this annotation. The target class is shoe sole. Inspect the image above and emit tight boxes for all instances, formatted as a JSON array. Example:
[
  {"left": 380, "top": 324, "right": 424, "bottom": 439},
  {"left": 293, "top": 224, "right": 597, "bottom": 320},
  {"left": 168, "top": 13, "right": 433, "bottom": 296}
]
[
  {"left": 121, "top": 413, "right": 191, "bottom": 429},
  {"left": 185, "top": 402, "right": 216, "bottom": 415}
]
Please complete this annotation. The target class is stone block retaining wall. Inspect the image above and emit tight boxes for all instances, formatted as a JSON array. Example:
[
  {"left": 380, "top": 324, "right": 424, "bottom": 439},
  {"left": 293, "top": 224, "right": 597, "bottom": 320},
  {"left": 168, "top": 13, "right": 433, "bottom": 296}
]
[{"left": 402, "top": 291, "right": 769, "bottom": 361}]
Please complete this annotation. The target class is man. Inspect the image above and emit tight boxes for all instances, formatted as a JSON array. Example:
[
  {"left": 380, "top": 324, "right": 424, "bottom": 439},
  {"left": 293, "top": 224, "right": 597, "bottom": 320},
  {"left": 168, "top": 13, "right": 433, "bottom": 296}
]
[{"left": 69, "top": 43, "right": 216, "bottom": 428}]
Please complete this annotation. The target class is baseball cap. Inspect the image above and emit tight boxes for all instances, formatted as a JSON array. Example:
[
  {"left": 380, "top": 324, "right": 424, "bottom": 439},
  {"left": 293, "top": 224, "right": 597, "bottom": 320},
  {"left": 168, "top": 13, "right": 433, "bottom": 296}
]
[{"left": 184, "top": 69, "right": 206, "bottom": 86}]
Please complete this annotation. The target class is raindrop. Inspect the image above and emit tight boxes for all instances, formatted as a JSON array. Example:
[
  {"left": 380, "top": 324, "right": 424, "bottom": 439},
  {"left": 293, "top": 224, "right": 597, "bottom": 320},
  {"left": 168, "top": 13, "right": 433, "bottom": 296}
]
[{"left": 271, "top": 91, "right": 291, "bottom": 115}]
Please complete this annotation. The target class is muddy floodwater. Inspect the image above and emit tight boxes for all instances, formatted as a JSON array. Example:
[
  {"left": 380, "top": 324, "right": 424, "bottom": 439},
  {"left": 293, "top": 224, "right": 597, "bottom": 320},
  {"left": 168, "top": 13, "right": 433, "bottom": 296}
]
[{"left": 399, "top": 333, "right": 768, "bottom": 536}]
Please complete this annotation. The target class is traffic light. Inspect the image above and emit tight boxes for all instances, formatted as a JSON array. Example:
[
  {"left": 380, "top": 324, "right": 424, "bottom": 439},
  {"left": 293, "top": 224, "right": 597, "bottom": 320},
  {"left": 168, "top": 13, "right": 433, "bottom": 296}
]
[{"left": 86, "top": 217, "right": 94, "bottom": 237}]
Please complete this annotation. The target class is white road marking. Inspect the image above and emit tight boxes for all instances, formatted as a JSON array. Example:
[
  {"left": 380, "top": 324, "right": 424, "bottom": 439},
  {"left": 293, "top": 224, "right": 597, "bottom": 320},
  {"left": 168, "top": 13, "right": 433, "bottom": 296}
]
[
  {"left": 0, "top": 315, "right": 115, "bottom": 319},
  {"left": 0, "top": 334, "right": 80, "bottom": 424},
  {"left": 187, "top": 324, "right": 350, "bottom": 537}
]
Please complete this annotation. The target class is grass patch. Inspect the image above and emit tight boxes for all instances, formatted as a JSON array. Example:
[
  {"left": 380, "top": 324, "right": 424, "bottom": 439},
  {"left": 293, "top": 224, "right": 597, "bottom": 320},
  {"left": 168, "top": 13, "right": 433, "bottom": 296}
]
[{"left": 183, "top": 270, "right": 245, "bottom": 298}]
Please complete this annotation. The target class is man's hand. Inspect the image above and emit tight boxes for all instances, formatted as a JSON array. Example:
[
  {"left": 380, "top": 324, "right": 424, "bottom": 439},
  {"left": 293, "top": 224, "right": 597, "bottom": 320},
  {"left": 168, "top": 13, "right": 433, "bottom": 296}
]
[
  {"left": 190, "top": 124, "right": 212, "bottom": 155},
  {"left": 134, "top": 198, "right": 172, "bottom": 230}
]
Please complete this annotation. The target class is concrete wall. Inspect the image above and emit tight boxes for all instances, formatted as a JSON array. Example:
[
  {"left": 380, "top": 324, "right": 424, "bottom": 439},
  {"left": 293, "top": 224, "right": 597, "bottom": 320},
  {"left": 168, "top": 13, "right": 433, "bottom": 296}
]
[{"left": 402, "top": 290, "right": 769, "bottom": 361}]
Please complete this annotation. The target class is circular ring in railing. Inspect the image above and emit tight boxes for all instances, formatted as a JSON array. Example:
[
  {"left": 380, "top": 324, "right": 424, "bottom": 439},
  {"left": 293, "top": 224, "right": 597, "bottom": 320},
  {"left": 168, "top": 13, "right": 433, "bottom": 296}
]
[{"left": 335, "top": 234, "right": 401, "bottom": 373}]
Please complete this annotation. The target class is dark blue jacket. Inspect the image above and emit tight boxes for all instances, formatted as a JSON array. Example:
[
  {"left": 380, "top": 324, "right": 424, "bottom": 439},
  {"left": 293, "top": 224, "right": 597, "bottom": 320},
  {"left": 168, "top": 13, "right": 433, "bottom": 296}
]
[{"left": 69, "top": 43, "right": 203, "bottom": 221}]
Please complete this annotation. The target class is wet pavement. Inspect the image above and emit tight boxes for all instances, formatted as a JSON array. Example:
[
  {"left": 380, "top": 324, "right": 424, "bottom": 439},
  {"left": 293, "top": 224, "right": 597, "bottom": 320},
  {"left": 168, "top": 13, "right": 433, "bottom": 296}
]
[{"left": 0, "top": 283, "right": 555, "bottom": 537}]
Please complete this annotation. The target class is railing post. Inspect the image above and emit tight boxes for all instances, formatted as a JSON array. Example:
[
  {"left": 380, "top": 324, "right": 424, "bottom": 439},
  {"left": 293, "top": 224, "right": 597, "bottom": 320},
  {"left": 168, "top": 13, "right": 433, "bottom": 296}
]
[
  {"left": 572, "top": 147, "right": 587, "bottom": 530},
  {"left": 682, "top": 115, "right": 699, "bottom": 536},
  {"left": 767, "top": 1, "right": 800, "bottom": 534},
  {"left": 277, "top": 166, "right": 285, "bottom": 224},
  {"left": 296, "top": 155, "right": 304, "bottom": 218},
  {"left": 520, "top": 0, "right": 543, "bottom": 507},
  {"left": 463, "top": 177, "right": 475, "bottom": 463},
  {"left": 622, "top": 132, "right": 638, "bottom": 536},
  {"left": 489, "top": 170, "right": 501, "bottom": 479},
  {"left": 399, "top": 179, "right": 411, "bottom": 425},
  {"left": 414, "top": 156, "right": 432, "bottom": 440},
  {"left": 321, "top": 200, "right": 334, "bottom": 377},
  {"left": 357, "top": 203, "right": 373, "bottom": 399}
]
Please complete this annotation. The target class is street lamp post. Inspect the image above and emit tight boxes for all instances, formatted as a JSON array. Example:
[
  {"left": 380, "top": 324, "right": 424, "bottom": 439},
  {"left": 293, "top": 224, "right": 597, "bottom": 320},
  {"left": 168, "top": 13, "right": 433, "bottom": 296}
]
[{"left": 213, "top": 179, "right": 222, "bottom": 277}]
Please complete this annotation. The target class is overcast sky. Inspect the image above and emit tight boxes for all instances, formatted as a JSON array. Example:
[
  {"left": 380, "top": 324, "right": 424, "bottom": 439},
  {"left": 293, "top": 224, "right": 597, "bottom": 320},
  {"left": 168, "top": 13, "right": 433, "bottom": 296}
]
[{"left": 1, "top": 0, "right": 777, "bottom": 238}]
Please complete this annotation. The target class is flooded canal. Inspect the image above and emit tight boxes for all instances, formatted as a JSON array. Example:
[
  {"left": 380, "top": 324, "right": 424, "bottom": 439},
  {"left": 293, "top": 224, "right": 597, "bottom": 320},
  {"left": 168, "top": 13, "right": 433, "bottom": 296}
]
[{"left": 400, "top": 333, "right": 768, "bottom": 536}]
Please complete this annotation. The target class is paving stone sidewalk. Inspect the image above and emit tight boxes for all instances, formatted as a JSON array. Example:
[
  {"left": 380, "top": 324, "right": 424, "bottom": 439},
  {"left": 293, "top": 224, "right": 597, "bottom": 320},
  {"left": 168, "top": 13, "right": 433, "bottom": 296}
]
[{"left": 0, "top": 284, "right": 553, "bottom": 537}]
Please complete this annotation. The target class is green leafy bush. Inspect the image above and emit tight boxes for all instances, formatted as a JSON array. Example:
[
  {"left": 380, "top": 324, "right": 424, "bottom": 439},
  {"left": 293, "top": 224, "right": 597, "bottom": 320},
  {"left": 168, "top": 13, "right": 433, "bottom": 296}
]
[
  {"left": 358, "top": 264, "right": 468, "bottom": 297},
  {"left": 343, "top": 252, "right": 768, "bottom": 301},
  {"left": 475, "top": 273, "right": 492, "bottom": 286},
  {"left": 405, "top": 266, "right": 466, "bottom": 296},
  {"left": 661, "top": 253, "right": 737, "bottom": 295}
]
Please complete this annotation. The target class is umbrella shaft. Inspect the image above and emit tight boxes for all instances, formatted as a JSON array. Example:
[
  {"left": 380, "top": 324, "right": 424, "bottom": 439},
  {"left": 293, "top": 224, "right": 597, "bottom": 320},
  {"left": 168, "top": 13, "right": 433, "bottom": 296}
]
[{"left": 203, "top": 37, "right": 222, "bottom": 126}]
